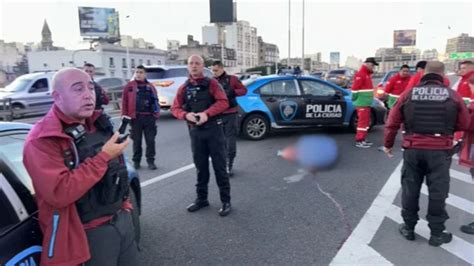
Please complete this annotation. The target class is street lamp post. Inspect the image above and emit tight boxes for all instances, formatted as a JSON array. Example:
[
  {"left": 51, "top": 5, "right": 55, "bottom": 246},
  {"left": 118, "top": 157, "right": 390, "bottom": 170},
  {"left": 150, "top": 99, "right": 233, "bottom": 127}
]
[
  {"left": 301, "top": 0, "right": 305, "bottom": 71},
  {"left": 288, "top": 0, "right": 291, "bottom": 68},
  {"left": 125, "top": 15, "right": 131, "bottom": 78}
]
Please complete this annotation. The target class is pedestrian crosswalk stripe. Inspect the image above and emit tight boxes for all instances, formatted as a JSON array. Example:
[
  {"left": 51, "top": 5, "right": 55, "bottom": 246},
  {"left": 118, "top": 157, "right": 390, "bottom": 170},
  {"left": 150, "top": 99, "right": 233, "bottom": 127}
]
[
  {"left": 386, "top": 204, "right": 474, "bottom": 264},
  {"left": 420, "top": 186, "right": 474, "bottom": 214},
  {"left": 450, "top": 169, "right": 473, "bottom": 185}
]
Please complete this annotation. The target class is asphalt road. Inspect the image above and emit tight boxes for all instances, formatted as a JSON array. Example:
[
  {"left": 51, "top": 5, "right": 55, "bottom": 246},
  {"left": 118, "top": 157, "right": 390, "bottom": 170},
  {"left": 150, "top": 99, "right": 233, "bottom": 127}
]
[{"left": 129, "top": 111, "right": 404, "bottom": 265}]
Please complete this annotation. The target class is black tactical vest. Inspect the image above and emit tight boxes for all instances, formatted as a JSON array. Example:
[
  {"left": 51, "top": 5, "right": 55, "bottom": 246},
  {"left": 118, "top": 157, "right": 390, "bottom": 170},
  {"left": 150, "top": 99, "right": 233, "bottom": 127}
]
[
  {"left": 136, "top": 84, "right": 154, "bottom": 113},
  {"left": 93, "top": 82, "right": 106, "bottom": 110},
  {"left": 403, "top": 83, "right": 457, "bottom": 136},
  {"left": 182, "top": 78, "right": 215, "bottom": 113},
  {"left": 218, "top": 75, "right": 238, "bottom": 108},
  {"left": 64, "top": 114, "right": 129, "bottom": 223}
]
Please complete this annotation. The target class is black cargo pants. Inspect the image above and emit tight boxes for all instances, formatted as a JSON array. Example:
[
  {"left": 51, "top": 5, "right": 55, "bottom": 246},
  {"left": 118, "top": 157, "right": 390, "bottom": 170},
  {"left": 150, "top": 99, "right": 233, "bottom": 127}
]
[
  {"left": 131, "top": 114, "right": 157, "bottom": 164},
  {"left": 401, "top": 148, "right": 451, "bottom": 235},
  {"left": 85, "top": 210, "right": 138, "bottom": 266},
  {"left": 189, "top": 120, "right": 230, "bottom": 203},
  {"left": 221, "top": 113, "right": 238, "bottom": 168}
]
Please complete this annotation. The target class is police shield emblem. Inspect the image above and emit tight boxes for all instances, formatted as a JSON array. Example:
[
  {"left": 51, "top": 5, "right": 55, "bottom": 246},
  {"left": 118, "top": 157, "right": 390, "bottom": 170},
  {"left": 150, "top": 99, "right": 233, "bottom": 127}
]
[{"left": 279, "top": 100, "right": 298, "bottom": 121}]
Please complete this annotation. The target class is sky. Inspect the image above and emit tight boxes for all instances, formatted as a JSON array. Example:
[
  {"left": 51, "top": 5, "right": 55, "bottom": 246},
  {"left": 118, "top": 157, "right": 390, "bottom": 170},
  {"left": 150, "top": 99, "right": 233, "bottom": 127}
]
[{"left": 0, "top": 0, "right": 473, "bottom": 64}]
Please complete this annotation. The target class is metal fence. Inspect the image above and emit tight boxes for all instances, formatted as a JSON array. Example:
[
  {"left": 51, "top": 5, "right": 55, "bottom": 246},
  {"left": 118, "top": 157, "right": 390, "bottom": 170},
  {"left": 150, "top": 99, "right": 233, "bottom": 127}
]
[{"left": 0, "top": 90, "right": 123, "bottom": 121}]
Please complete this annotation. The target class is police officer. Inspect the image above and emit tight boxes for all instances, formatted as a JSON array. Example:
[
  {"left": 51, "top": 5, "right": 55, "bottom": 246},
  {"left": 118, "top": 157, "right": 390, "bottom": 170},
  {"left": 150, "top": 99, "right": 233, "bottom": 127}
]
[
  {"left": 23, "top": 68, "right": 138, "bottom": 265},
  {"left": 383, "top": 61, "right": 470, "bottom": 246},
  {"left": 83, "top": 63, "right": 110, "bottom": 110},
  {"left": 121, "top": 65, "right": 160, "bottom": 170},
  {"left": 211, "top": 60, "right": 247, "bottom": 177},
  {"left": 171, "top": 55, "right": 232, "bottom": 217}
]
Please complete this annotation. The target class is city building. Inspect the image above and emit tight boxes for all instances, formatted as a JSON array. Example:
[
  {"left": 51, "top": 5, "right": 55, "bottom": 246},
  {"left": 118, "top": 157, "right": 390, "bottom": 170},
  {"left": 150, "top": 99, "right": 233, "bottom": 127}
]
[
  {"left": 27, "top": 43, "right": 167, "bottom": 79},
  {"left": 202, "top": 20, "right": 258, "bottom": 70},
  {"left": 39, "top": 20, "right": 63, "bottom": 51},
  {"left": 176, "top": 35, "right": 236, "bottom": 67},
  {"left": 374, "top": 47, "right": 421, "bottom": 73},
  {"left": 446, "top": 33, "right": 474, "bottom": 54},
  {"left": 258, "top": 37, "right": 279, "bottom": 67},
  {"left": 345, "top": 56, "right": 363, "bottom": 70}
]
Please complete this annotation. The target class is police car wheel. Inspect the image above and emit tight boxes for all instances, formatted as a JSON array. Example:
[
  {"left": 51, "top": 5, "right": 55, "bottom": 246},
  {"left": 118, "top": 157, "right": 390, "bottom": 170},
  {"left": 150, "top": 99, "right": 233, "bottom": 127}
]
[{"left": 242, "top": 114, "right": 269, "bottom": 140}]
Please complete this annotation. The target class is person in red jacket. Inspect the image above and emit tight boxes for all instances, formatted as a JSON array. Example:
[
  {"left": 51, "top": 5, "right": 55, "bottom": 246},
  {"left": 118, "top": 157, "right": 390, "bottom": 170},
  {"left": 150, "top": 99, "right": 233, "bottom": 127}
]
[
  {"left": 351, "top": 57, "right": 378, "bottom": 148},
  {"left": 122, "top": 65, "right": 160, "bottom": 170},
  {"left": 83, "top": 63, "right": 109, "bottom": 110},
  {"left": 455, "top": 60, "right": 474, "bottom": 104},
  {"left": 384, "top": 64, "right": 411, "bottom": 109},
  {"left": 458, "top": 75, "right": 474, "bottom": 235},
  {"left": 383, "top": 61, "right": 470, "bottom": 247},
  {"left": 23, "top": 68, "right": 137, "bottom": 265},
  {"left": 211, "top": 60, "right": 248, "bottom": 177},
  {"left": 406, "top": 60, "right": 450, "bottom": 90},
  {"left": 171, "top": 55, "right": 232, "bottom": 216}
]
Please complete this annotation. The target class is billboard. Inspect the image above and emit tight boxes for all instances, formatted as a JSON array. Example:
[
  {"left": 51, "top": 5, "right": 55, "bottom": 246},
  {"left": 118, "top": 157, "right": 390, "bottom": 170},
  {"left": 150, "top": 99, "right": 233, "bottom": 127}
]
[
  {"left": 78, "top": 7, "right": 119, "bottom": 38},
  {"left": 330, "top": 52, "right": 340, "bottom": 65},
  {"left": 393, "top": 30, "right": 416, "bottom": 47},
  {"left": 210, "top": 0, "right": 234, "bottom": 23}
]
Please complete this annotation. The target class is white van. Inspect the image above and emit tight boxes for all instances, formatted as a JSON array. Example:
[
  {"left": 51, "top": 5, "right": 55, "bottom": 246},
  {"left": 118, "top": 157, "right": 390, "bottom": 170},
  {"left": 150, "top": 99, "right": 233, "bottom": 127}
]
[{"left": 0, "top": 72, "right": 55, "bottom": 118}]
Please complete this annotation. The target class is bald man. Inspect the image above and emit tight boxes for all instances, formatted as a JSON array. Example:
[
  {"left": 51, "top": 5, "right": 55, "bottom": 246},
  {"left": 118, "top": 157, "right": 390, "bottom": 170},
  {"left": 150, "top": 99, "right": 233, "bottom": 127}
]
[
  {"left": 23, "top": 68, "right": 138, "bottom": 265},
  {"left": 171, "top": 55, "right": 232, "bottom": 216},
  {"left": 383, "top": 61, "right": 470, "bottom": 247}
]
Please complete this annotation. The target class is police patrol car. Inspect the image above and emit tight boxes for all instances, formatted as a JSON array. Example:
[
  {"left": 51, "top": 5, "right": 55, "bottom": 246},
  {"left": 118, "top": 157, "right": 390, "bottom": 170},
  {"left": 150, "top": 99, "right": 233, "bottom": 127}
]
[
  {"left": 238, "top": 74, "right": 387, "bottom": 140},
  {"left": 0, "top": 122, "right": 142, "bottom": 265}
]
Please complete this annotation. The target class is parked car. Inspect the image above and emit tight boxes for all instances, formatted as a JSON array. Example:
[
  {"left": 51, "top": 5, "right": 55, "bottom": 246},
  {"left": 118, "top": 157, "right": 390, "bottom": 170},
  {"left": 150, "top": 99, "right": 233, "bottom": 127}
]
[
  {"left": 310, "top": 71, "right": 326, "bottom": 79},
  {"left": 95, "top": 77, "right": 126, "bottom": 93},
  {"left": 0, "top": 122, "right": 142, "bottom": 265},
  {"left": 325, "top": 69, "right": 355, "bottom": 88},
  {"left": 238, "top": 74, "right": 386, "bottom": 140},
  {"left": 143, "top": 65, "right": 213, "bottom": 110},
  {"left": 0, "top": 72, "right": 55, "bottom": 119}
]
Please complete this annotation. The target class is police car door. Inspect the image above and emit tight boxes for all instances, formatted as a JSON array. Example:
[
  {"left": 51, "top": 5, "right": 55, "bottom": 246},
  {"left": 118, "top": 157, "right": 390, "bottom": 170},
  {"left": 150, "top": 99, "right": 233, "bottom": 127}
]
[
  {"left": 258, "top": 79, "right": 305, "bottom": 125},
  {"left": 298, "top": 79, "right": 346, "bottom": 125}
]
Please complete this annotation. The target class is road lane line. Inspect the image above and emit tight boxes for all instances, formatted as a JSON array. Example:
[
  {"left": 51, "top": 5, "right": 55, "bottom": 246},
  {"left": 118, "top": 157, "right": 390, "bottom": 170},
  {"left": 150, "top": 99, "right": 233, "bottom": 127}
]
[
  {"left": 141, "top": 163, "right": 195, "bottom": 187},
  {"left": 330, "top": 161, "right": 403, "bottom": 265}
]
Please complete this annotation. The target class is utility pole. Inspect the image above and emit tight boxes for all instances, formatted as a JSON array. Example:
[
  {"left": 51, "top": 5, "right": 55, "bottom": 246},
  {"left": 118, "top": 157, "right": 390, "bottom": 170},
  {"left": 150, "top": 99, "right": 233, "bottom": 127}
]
[
  {"left": 287, "top": 0, "right": 291, "bottom": 68},
  {"left": 301, "top": 0, "right": 305, "bottom": 71}
]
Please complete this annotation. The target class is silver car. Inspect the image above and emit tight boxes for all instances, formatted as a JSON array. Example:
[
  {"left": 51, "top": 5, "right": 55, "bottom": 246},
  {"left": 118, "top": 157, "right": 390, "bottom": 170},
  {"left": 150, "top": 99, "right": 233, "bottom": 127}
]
[
  {"left": 0, "top": 72, "right": 55, "bottom": 119},
  {"left": 143, "top": 65, "right": 212, "bottom": 110}
]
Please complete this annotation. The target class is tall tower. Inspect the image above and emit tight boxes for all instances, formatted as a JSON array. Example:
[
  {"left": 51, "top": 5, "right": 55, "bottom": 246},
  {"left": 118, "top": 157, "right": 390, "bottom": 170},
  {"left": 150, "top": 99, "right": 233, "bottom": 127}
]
[{"left": 41, "top": 20, "right": 53, "bottom": 51}]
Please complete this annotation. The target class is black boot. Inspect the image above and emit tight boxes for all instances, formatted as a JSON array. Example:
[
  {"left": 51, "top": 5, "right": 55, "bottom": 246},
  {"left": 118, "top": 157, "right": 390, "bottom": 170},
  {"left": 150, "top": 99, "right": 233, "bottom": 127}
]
[
  {"left": 218, "top": 203, "right": 232, "bottom": 217},
  {"left": 429, "top": 232, "right": 452, "bottom": 246},
  {"left": 187, "top": 200, "right": 210, "bottom": 212},
  {"left": 148, "top": 162, "right": 157, "bottom": 170},
  {"left": 133, "top": 161, "right": 141, "bottom": 169},
  {"left": 399, "top": 223, "right": 415, "bottom": 241},
  {"left": 460, "top": 222, "right": 474, "bottom": 235}
]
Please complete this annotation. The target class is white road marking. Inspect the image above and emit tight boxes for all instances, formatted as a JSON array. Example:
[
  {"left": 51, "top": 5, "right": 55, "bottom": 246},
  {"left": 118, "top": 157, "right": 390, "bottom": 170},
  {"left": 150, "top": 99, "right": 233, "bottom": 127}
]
[
  {"left": 141, "top": 163, "right": 195, "bottom": 187},
  {"left": 386, "top": 205, "right": 474, "bottom": 264},
  {"left": 331, "top": 160, "right": 474, "bottom": 265},
  {"left": 330, "top": 162, "right": 403, "bottom": 265}
]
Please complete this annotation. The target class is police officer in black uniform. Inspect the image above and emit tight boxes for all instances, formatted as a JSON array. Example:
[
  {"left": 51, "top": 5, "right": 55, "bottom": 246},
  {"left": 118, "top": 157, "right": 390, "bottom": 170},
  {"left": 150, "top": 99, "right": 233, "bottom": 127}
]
[
  {"left": 383, "top": 61, "right": 470, "bottom": 246},
  {"left": 171, "top": 55, "right": 232, "bottom": 216},
  {"left": 121, "top": 66, "right": 160, "bottom": 170},
  {"left": 83, "top": 63, "right": 110, "bottom": 110},
  {"left": 211, "top": 60, "right": 247, "bottom": 176}
]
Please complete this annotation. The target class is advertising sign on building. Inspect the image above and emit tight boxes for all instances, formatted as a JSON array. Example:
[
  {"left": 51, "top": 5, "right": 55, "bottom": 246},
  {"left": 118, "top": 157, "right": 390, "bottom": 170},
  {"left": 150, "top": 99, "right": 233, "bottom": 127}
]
[
  {"left": 78, "top": 7, "right": 119, "bottom": 38},
  {"left": 393, "top": 30, "right": 416, "bottom": 47}
]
